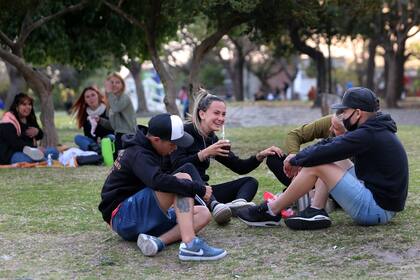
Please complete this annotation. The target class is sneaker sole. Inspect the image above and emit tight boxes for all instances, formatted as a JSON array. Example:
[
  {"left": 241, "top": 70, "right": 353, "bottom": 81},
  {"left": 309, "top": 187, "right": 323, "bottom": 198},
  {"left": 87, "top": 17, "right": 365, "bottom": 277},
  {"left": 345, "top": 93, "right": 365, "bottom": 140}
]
[
  {"left": 137, "top": 234, "right": 158, "bottom": 256},
  {"left": 285, "top": 216, "right": 331, "bottom": 230},
  {"left": 213, "top": 207, "right": 232, "bottom": 226},
  {"left": 179, "top": 250, "right": 227, "bottom": 261},
  {"left": 237, "top": 216, "right": 281, "bottom": 227},
  {"left": 23, "top": 146, "right": 44, "bottom": 161}
]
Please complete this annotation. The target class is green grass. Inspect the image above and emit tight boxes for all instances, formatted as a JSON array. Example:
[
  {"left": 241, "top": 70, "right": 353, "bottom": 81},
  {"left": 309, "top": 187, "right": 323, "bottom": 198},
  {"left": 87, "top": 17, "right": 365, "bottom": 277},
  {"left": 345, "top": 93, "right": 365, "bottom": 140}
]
[{"left": 0, "top": 112, "right": 419, "bottom": 279}]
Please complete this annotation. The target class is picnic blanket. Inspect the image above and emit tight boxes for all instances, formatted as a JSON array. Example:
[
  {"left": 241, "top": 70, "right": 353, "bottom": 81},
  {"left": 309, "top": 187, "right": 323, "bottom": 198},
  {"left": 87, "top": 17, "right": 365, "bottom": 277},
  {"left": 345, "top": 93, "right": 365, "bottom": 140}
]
[{"left": 0, "top": 159, "right": 73, "bottom": 168}]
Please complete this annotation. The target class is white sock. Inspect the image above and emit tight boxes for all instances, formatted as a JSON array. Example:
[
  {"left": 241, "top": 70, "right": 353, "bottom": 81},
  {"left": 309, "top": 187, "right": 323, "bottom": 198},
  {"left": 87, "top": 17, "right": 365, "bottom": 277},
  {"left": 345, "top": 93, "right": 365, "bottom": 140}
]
[{"left": 266, "top": 203, "right": 277, "bottom": 216}]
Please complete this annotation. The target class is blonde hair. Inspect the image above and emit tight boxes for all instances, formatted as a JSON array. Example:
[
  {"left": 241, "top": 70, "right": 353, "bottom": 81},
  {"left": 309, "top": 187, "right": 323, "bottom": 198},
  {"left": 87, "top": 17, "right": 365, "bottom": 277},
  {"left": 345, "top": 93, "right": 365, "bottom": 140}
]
[
  {"left": 189, "top": 88, "right": 225, "bottom": 137},
  {"left": 106, "top": 72, "right": 126, "bottom": 94}
]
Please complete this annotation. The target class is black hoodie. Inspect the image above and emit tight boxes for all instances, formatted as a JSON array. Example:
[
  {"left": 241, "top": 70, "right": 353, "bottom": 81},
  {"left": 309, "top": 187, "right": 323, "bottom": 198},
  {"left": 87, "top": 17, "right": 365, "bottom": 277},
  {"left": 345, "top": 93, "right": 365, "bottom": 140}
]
[
  {"left": 170, "top": 123, "right": 262, "bottom": 182},
  {"left": 290, "top": 113, "right": 408, "bottom": 212},
  {"left": 98, "top": 125, "right": 206, "bottom": 224}
]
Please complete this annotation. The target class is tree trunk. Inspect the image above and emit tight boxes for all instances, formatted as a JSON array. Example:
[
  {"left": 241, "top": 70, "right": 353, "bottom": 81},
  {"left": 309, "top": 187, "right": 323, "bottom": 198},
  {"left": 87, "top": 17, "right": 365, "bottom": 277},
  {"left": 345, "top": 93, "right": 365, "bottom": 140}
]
[
  {"left": 188, "top": 28, "right": 228, "bottom": 98},
  {"left": 233, "top": 52, "right": 244, "bottom": 101},
  {"left": 395, "top": 51, "right": 406, "bottom": 100},
  {"left": 4, "top": 61, "right": 27, "bottom": 109},
  {"left": 128, "top": 60, "right": 148, "bottom": 113},
  {"left": 144, "top": 29, "right": 179, "bottom": 115},
  {"left": 289, "top": 27, "right": 326, "bottom": 107},
  {"left": 385, "top": 52, "right": 399, "bottom": 108},
  {"left": 0, "top": 49, "right": 59, "bottom": 146},
  {"left": 188, "top": 21, "right": 244, "bottom": 107},
  {"left": 366, "top": 39, "right": 377, "bottom": 91}
]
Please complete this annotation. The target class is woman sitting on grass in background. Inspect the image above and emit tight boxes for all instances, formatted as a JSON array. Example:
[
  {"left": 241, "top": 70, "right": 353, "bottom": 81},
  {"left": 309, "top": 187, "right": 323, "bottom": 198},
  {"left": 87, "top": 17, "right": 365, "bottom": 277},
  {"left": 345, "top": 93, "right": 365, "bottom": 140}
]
[
  {"left": 0, "top": 93, "right": 59, "bottom": 164},
  {"left": 71, "top": 86, "right": 114, "bottom": 153},
  {"left": 104, "top": 73, "right": 137, "bottom": 154},
  {"left": 170, "top": 89, "right": 284, "bottom": 225}
]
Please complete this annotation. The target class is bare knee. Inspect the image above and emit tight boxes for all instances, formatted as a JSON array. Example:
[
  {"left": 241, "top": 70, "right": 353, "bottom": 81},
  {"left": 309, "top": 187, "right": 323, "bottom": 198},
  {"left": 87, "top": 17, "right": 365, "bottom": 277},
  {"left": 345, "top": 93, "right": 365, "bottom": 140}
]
[{"left": 194, "top": 206, "right": 211, "bottom": 226}]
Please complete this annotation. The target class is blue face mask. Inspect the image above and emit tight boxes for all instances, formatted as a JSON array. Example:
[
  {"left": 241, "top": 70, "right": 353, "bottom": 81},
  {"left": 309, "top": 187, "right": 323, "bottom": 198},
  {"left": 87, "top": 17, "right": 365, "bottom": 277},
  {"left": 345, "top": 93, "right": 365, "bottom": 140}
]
[{"left": 343, "top": 110, "right": 358, "bottom": 131}]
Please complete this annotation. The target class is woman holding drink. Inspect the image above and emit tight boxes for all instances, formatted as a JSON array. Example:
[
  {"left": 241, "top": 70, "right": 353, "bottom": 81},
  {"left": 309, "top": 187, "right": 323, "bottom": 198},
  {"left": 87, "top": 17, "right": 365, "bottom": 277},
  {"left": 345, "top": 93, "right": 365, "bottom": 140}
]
[{"left": 170, "top": 89, "right": 283, "bottom": 225}]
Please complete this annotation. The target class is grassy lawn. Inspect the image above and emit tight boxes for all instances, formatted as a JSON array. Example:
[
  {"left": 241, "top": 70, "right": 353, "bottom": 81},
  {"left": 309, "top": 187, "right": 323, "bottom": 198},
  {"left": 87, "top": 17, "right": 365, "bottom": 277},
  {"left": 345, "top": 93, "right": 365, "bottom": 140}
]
[{"left": 0, "top": 112, "right": 419, "bottom": 279}]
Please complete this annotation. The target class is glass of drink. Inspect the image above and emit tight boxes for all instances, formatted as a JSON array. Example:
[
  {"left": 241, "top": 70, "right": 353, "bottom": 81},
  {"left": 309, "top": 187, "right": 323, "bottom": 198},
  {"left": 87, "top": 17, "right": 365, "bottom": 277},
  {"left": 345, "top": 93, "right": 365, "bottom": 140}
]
[{"left": 221, "top": 125, "right": 231, "bottom": 151}]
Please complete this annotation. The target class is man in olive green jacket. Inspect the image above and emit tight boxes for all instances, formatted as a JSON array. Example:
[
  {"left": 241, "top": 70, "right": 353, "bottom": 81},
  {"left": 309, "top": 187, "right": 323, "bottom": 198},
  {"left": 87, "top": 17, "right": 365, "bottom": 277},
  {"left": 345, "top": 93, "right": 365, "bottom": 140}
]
[{"left": 267, "top": 114, "right": 345, "bottom": 187}]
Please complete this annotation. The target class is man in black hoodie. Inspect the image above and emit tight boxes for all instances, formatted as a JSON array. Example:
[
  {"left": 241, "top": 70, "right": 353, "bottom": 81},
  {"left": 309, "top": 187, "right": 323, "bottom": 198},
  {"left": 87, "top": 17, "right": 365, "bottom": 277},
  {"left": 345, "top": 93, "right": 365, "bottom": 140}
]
[
  {"left": 98, "top": 113, "right": 227, "bottom": 261},
  {"left": 238, "top": 87, "right": 408, "bottom": 230}
]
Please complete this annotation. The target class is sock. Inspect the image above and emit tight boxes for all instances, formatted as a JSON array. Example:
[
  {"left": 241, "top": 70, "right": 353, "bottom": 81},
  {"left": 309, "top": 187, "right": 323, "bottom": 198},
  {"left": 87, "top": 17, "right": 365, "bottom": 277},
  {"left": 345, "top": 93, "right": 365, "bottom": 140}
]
[
  {"left": 210, "top": 201, "right": 219, "bottom": 211},
  {"left": 311, "top": 206, "right": 321, "bottom": 210},
  {"left": 156, "top": 237, "right": 165, "bottom": 251},
  {"left": 266, "top": 202, "right": 277, "bottom": 216}
]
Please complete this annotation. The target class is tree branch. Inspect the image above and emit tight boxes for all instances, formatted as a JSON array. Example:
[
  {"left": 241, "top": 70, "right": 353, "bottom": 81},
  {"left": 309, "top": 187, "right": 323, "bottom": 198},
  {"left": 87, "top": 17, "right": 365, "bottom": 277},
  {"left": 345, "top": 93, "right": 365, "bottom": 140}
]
[
  {"left": 17, "top": 1, "right": 88, "bottom": 47},
  {"left": 0, "top": 30, "right": 14, "bottom": 49},
  {"left": 104, "top": 0, "right": 145, "bottom": 30}
]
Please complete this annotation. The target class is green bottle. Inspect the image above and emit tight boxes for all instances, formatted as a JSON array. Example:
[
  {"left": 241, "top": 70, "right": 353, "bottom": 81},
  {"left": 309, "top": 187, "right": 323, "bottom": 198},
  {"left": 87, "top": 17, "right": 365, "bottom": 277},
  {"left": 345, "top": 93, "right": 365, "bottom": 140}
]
[{"left": 101, "top": 138, "right": 115, "bottom": 166}]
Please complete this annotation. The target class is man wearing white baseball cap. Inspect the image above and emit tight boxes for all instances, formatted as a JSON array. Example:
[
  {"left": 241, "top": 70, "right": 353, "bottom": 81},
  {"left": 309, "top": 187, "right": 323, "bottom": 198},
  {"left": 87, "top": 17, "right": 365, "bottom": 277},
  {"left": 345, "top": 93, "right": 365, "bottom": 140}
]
[{"left": 99, "top": 113, "right": 227, "bottom": 261}]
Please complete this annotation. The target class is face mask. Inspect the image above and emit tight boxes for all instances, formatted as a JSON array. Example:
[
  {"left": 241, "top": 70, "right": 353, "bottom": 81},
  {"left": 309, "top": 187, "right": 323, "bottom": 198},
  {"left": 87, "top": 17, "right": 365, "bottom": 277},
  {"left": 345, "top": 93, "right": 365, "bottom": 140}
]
[{"left": 343, "top": 110, "right": 359, "bottom": 131}]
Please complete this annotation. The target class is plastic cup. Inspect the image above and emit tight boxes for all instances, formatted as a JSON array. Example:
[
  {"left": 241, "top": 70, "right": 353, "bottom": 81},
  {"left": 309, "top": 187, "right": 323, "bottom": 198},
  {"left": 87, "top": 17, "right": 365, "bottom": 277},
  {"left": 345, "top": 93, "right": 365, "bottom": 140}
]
[{"left": 221, "top": 139, "right": 231, "bottom": 151}]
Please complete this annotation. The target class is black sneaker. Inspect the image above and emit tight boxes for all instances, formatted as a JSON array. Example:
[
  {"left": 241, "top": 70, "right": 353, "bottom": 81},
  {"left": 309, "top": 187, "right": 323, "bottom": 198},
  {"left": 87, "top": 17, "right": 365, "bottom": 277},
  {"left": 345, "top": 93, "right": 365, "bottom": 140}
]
[
  {"left": 284, "top": 206, "right": 331, "bottom": 230},
  {"left": 237, "top": 201, "right": 281, "bottom": 227}
]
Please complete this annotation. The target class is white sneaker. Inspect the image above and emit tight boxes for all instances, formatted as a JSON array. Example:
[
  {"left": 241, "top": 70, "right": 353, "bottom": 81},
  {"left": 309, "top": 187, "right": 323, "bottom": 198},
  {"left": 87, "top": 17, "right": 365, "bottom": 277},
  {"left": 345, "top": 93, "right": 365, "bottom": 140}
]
[
  {"left": 23, "top": 146, "right": 44, "bottom": 161},
  {"left": 212, "top": 204, "right": 232, "bottom": 226},
  {"left": 225, "top": 199, "right": 256, "bottom": 217}
]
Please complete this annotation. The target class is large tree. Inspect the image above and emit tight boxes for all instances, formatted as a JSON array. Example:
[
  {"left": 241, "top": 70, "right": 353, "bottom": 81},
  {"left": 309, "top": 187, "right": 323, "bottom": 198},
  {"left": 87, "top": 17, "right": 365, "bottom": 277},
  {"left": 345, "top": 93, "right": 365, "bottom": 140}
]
[
  {"left": 104, "top": 0, "right": 197, "bottom": 115},
  {"left": 0, "top": 0, "right": 88, "bottom": 146},
  {"left": 380, "top": 0, "right": 419, "bottom": 107}
]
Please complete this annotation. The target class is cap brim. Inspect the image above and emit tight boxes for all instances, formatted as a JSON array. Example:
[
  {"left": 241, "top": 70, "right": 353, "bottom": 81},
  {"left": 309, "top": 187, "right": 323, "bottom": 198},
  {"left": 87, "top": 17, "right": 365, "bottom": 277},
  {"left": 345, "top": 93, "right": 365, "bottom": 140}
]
[
  {"left": 330, "top": 103, "right": 349, "bottom": 110},
  {"left": 171, "top": 131, "right": 194, "bottom": 148}
]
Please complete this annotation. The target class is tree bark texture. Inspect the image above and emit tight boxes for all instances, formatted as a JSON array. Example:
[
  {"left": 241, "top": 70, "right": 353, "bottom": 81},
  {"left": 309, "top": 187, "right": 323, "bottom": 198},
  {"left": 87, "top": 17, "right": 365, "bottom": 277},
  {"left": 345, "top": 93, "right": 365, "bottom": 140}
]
[
  {"left": 4, "top": 61, "right": 27, "bottom": 109},
  {"left": 128, "top": 61, "right": 148, "bottom": 113},
  {"left": 289, "top": 27, "right": 326, "bottom": 107},
  {"left": 0, "top": 49, "right": 59, "bottom": 146},
  {"left": 366, "top": 39, "right": 378, "bottom": 91}
]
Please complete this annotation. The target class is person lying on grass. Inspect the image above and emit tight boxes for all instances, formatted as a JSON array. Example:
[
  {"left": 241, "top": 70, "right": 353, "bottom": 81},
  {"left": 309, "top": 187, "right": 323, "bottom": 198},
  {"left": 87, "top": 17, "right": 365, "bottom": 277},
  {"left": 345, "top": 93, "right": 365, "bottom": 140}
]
[
  {"left": 98, "top": 113, "right": 227, "bottom": 261},
  {"left": 237, "top": 87, "right": 408, "bottom": 230}
]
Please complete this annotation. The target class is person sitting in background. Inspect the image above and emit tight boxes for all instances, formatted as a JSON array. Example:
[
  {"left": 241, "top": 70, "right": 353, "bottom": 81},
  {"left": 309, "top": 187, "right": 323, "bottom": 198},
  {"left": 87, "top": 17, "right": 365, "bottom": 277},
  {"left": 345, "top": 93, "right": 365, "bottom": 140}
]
[
  {"left": 0, "top": 93, "right": 59, "bottom": 164},
  {"left": 178, "top": 86, "right": 189, "bottom": 119},
  {"left": 105, "top": 73, "right": 137, "bottom": 154},
  {"left": 71, "top": 86, "right": 114, "bottom": 153}
]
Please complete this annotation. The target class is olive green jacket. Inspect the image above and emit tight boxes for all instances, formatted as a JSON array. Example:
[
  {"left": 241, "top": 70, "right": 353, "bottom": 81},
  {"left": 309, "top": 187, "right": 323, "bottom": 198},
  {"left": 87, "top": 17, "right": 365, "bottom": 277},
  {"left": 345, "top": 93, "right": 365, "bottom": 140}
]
[{"left": 285, "top": 114, "right": 333, "bottom": 154}]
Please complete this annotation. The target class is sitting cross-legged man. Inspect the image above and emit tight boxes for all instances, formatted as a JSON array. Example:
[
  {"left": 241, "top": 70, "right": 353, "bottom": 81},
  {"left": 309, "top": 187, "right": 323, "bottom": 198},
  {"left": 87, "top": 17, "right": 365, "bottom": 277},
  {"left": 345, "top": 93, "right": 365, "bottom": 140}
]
[
  {"left": 98, "top": 113, "right": 227, "bottom": 261},
  {"left": 237, "top": 87, "right": 408, "bottom": 230}
]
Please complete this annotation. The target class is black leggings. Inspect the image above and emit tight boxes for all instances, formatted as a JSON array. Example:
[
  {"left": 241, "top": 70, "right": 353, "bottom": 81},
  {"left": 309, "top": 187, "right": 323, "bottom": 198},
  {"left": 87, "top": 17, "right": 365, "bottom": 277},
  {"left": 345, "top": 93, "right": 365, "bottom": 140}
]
[
  {"left": 266, "top": 154, "right": 292, "bottom": 187},
  {"left": 212, "top": 177, "right": 259, "bottom": 203},
  {"left": 172, "top": 163, "right": 258, "bottom": 205}
]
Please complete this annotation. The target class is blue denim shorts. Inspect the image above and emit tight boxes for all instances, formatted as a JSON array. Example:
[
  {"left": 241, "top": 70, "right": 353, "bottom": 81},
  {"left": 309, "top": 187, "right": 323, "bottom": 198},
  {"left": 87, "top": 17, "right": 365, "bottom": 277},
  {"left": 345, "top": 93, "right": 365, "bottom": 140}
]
[
  {"left": 111, "top": 187, "right": 177, "bottom": 241},
  {"left": 330, "top": 167, "right": 396, "bottom": 226}
]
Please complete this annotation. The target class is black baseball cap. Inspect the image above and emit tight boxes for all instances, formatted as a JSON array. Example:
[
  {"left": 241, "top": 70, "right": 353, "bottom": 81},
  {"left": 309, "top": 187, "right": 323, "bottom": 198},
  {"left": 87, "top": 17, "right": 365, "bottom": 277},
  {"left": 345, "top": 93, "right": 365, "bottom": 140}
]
[
  {"left": 331, "top": 87, "right": 378, "bottom": 112},
  {"left": 148, "top": 113, "right": 193, "bottom": 148}
]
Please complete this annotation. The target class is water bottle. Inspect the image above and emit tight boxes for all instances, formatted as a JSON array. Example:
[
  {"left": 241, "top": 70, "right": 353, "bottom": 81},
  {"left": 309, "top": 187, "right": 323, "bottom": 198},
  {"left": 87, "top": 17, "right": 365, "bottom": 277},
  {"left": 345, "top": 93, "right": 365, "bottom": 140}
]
[
  {"left": 101, "top": 138, "right": 115, "bottom": 166},
  {"left": 47, "top": 153, "right": 52, "bottom": 167}
]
